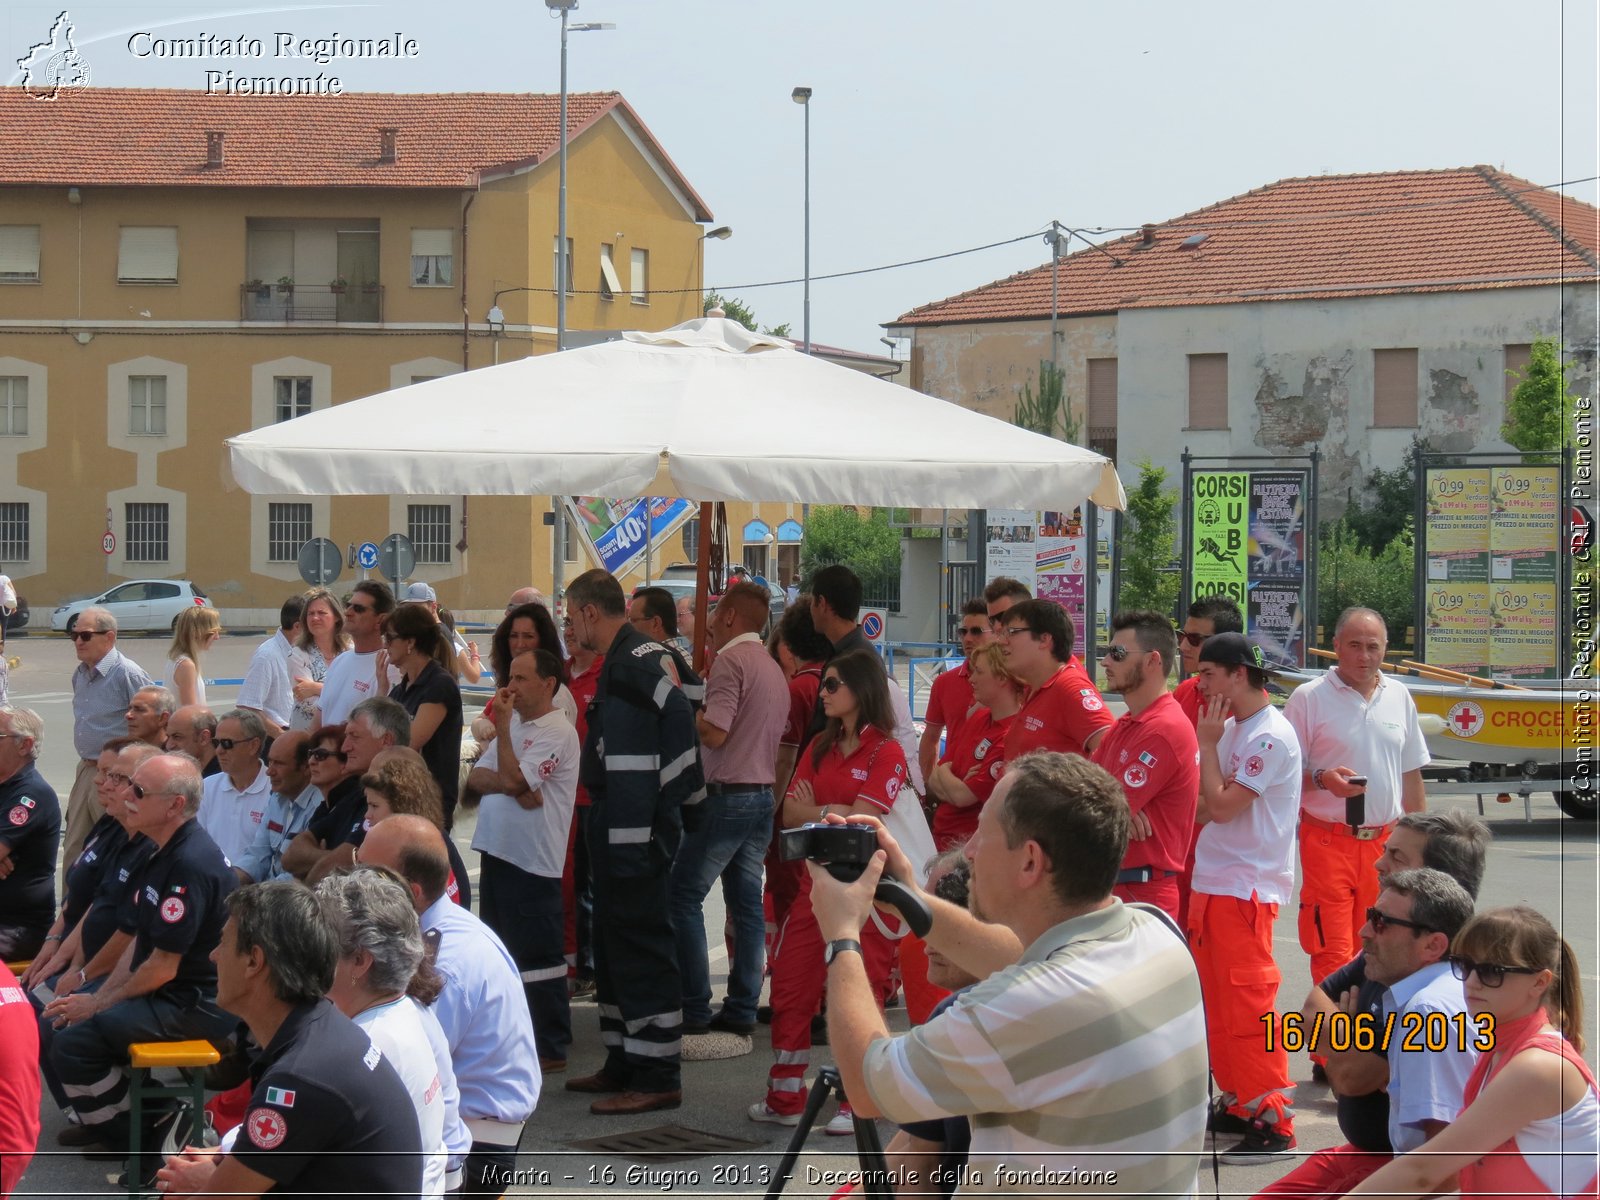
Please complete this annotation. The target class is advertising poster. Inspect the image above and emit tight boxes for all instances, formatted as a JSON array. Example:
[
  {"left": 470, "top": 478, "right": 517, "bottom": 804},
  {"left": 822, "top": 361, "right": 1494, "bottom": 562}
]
[
  {"left": 1095, "top": 507, "right": 1115, "bottom": 650},
  {"left": 1423, "top": 581, "right": 1491, "bottom": 675},
  {"left": 564, "top": 495, "right": 697, "bottom": 578},
  {"left": 1247, "top": 473, "right": 1306, "bottom": 580},
  {"left": 984, "top": 510, "right": 1038, "bottom": 592},
  {"left": 1422, "top": 470, "right": 1490, "bottom": 583},
  {"left": 1036, "top": 508, "right": 1088, "bottom": 653},
  {"left": 1190, "top": 472, "right": 1250, "bottom": 611},
  {"left": 1250, "top": 585, "right": 1306, "bottom": 668},
  {"left": 1487, "top": 583, "right": 1559, "bottom": 678},
  {"left": 1489, "top": 467, "right": 1560, "bottom": 584}
]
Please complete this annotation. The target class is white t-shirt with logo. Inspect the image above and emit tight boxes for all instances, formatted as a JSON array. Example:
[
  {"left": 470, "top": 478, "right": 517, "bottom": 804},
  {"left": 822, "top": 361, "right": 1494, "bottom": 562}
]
[
  {"left": 1192, "top": 704, "right": 1301, "bottom": 905},
  {"left": 318, "top": 649, "right": 389, "bottom": 726},
  {"left": 354, "top": 996, "right": 449, "bottom": 1200},
  {"left": 196, "top": 767, "right": 271, "bottom": 867},
  {"left": 470, "top": 710, "right": 580, "bottom": 878}
]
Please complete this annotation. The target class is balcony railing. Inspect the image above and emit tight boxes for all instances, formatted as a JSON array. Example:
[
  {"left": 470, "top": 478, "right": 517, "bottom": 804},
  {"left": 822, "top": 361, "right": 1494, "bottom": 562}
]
[{"left": 241, "top": 283, "right": 383, "bottom": 323}]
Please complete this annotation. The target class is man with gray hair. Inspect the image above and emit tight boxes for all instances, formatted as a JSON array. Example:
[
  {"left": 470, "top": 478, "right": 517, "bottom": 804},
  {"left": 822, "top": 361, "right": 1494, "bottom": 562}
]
[
  {"left": 197, "top": 709, "right": 272, "bottom": 866},
  {"left": 68, "top": 606, "right": 152, "bottom": 863},
  {"left": 166, "top": 704, "right": 220, "bottom": 777},
  {"left": 124, "top": 686, "right": 176, "bottom": 748},
  {"left": 301, "top": 697, "right": 411, "bottom": 887},
  {"left": 0, "top": 706, "right": 59, "bottom": 959},
  {"left": 42, "top": 753, "right": 236, "bottom": 1164}
]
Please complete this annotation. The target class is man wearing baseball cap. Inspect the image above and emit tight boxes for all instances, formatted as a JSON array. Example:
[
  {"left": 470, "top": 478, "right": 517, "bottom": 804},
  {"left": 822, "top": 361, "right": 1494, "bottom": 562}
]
[{"left": 1190, "top": 632, "right": 1301, "bottom": 1164}]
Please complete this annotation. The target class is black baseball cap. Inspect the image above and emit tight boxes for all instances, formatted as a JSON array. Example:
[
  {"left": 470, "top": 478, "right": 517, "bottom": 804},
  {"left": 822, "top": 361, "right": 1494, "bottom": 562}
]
[{"left": 1198, "top": 631, "right": 1265, "bottom": 670}]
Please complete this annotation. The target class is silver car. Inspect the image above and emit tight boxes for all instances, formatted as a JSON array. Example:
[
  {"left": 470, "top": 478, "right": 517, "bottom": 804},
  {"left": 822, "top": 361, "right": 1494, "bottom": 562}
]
[{"left": 52, "top": 579, "right": 210, "bottom": 634}]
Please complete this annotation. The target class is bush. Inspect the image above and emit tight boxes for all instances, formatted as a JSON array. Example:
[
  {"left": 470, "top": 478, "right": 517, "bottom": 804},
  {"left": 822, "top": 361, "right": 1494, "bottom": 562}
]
[
  {"left": 1318, "top": 518, "right": 1416, "bottom": 645},
  {"left": 1119, "top": 460, "right": 1181, "bottom": 618},
  {"left": 800, "top": 506, "right": 902, "bottom": 596}
]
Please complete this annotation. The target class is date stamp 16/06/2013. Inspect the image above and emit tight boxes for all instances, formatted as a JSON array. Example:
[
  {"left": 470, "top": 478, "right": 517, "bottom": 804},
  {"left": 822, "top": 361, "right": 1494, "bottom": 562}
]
[{"left": 1264, "top": 1010, "right": 1496, "bottom": 1055}]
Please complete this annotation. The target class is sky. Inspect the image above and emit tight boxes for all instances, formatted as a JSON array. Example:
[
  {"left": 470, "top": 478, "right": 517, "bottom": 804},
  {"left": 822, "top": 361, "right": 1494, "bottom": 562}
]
[{"left": 6, "top": 0, "right": 1597, "bottom": 355}]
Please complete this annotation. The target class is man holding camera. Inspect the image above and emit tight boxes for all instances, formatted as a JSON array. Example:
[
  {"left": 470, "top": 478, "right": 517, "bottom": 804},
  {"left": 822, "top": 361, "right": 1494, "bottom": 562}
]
[
  {"left": 808, "top": 751, "right": 1207, "bottom": 1197},
  {"left": 1284, "top": 607, "right": 1429, "bottom": 985}
]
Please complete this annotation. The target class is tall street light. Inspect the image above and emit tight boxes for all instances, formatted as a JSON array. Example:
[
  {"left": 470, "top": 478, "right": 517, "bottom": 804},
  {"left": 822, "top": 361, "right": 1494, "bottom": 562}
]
[
  {"left": 546, "top": 0, "right": 612, "bottom": 607},
  {"left": 791, "top": 86, "right": 811, "bottom": 354}
]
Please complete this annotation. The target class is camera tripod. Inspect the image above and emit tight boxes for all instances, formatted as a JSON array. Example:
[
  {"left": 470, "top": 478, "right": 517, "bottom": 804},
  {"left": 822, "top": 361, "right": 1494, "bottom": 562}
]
[{"left": 763, "top": 1067, "right": 892, "bottom": 1200}]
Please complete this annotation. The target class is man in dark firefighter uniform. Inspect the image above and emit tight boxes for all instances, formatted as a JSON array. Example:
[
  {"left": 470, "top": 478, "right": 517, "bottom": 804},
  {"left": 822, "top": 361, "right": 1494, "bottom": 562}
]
[{"left": 561, "top": 569, "right": 704, "bottom": 1115}]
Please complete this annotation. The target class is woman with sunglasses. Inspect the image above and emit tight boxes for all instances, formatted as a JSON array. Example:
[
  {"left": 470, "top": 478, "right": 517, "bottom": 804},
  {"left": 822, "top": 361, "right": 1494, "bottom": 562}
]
[
  {"left": 288, "top": 588, "right": 350, "bottom": 732},
  {"left": 1347, "top": 905, "right": 1596, "bottom": 1199},
  {"left": 924, "top": 642, "right": 1023, "bottom": 850},
  {"left": 279, "top": 724, "right": 362, "bottom": 883},
  {"left": 164, "top": 605, "right": 221, "bottom": 708},
  {"left": 753, "top": 649, "right": 911, "bottom": 1135},
  {"left": 383, "top": 604, "right": 464, "bottom": 828}
]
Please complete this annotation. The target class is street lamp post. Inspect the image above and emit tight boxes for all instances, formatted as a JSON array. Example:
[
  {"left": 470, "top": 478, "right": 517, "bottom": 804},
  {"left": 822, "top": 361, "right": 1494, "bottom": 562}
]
[{"left": 791, "top": 86, "right": 811, "bottom": 354}]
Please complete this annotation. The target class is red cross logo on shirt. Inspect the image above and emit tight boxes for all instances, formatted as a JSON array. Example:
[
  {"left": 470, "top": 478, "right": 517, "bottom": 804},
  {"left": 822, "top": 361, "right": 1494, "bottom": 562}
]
[
  {"left": 246, "top": 1107, "right": 287, "bottom": 1149},
  {"left": 1446, "top": 701, "right": 1485, "bottom": 739}
]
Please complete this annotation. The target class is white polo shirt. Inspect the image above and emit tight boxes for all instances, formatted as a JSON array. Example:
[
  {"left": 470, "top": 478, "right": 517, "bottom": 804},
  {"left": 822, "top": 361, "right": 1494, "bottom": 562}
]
[
  {"left": 1285, "top": 669, "right": 1431, "bottom": 825},
  {"left": 197, "top": 765, "right": 272, "bottom": 866},
  {"left": 1192, "top": 704, "right": 1300, "bottom": 905},
  {"left": 470, "top": 709, "right": 580, "bottom": 878}
]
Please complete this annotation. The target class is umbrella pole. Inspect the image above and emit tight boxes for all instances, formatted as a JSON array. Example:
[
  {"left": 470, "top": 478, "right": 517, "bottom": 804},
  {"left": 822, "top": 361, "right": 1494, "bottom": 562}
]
[{"left": 694, "top": 502, "right": 713, "bottom": 674}]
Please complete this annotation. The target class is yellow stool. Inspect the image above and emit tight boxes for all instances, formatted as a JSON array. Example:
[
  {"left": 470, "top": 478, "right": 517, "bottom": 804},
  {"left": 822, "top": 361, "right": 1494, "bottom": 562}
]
[
  {"left": 4, "top": 960, "right": 31, "bottom": 978},
  {"left": 126, "top": 1040, "right": 220, "bottom": 1195}
]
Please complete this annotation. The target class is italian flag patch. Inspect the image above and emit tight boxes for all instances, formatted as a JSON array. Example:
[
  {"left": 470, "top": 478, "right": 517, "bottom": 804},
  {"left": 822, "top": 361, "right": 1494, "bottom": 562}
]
[{"left": 265, "top": 1086, "right": 296, "bottom": 1107}]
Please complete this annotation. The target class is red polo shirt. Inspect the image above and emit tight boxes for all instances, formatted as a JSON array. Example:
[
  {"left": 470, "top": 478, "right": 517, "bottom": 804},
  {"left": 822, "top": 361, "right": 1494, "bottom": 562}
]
[
  {"left": 925, "top": 662, "right": 975, "bottom": 748},
  {"left": 934, "top": 706, "right": 1013, "bottom": 848},
  {"left": 780, "top": 665, "right": 824, "bottom": 750},
  {"left": 1004, "top": 658, "right": 1116, "bottom": 761},
  {"left": 1091, "top": 692, "right": 1199, "bottom": 873},
  {"left": 567, "top": 655, "right": 602, "bottom": 807},
  {"left": 787, "top": 724, "right": 908, "bottom": 814},
  {"left": 1172, "top": 676, "right": 1203, "bottom": 727}
]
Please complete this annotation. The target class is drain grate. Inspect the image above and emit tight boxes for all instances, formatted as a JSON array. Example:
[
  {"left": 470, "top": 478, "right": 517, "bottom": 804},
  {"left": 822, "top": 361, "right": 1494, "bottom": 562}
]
[{"left": 569, "top": 1123, "right": 763, "bottom": 1162}]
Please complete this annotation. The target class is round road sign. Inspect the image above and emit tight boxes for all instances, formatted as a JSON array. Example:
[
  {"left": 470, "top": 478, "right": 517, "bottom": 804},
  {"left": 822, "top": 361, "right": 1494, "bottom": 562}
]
[
  {"left": 356, "top": 541, "right": 380, "bottom": 570},
  {"left": 296, "top": 537, "right": 343, "bottom": 587},
  {"left": 101, "top": 531, "right": 116, "bottom": 556},
  {"left": 378, "top": 533, "right": 416, "bottom": 584}
]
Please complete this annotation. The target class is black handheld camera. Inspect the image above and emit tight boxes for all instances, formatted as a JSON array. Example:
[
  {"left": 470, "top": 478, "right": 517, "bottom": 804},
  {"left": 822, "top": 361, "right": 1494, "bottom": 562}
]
[{"left": 778, "top": 823, "right": 932, "bottom": 937}]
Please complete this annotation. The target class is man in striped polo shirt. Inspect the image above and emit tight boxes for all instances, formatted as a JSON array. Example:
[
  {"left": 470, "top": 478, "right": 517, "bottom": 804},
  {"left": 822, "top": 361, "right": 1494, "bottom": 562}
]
[{"left": 811, "top": 751, "right": 1208, "bottom": 1197}]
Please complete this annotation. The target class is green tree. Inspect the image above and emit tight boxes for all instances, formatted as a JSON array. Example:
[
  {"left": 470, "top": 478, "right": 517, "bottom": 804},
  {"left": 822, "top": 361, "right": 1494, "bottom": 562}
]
[
  {"left": 1503, "top": 336, "right": 1580, "bottom": 456},
  {"left": 1118, "top": 460, "right": 1181, "bottom": 617},
  {"left": 1013, "top": 360, "right": 1081, "bottom": 445},
  {"left": 799, "top": 506, "right": 902, "bottom": 595},
  {"left": 1318, "top": 518, "right": 1416, "bottom": 646},
  {"left": 704, "top": 291, "right": 792, "bottom": 339},
  {"left": 1342, "top": 436, "right": 1427, "bottom": 555}
]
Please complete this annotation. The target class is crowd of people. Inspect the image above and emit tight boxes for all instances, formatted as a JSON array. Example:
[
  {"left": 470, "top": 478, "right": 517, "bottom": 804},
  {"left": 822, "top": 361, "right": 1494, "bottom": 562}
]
[{"left": 0, "top": 567, "right": 1592, "bottom": 1200}]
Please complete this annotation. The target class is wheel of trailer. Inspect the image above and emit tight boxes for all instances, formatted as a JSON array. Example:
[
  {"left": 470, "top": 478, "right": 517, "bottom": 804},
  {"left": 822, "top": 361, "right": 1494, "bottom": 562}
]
[{"left": 1555, "top": 789, "right": 1597, "bottom": 820}]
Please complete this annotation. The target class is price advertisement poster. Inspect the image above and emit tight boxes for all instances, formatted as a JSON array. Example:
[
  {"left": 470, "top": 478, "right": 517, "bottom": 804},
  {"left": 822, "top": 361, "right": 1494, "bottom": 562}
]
[
  {"left": 565, "top": 495, "right": 697, "bottom": 578},
  {"left": 1189, "top": 472, "right": 1250, "bottom": 610},
  {"left": 1422, "top": 470, "right": 1491, "bottom": 582},
  {"left": 1422, "top": 582, "right": 1490, "bottom": 674},
  {"left": 1487, "top": 583, "right": 1559, "bottom": 678},
  {"left": 984, "top": 510, "right": 1037, "bottom": 591},
  {"left": 1489, "top": 467, "right": 1560, "bottom": 584}
]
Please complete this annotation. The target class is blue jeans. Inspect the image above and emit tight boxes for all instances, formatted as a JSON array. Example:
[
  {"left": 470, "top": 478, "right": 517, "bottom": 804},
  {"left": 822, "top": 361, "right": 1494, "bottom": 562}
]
[{"left": 668, "top": 786, "right": 773, "bottom": 1025}]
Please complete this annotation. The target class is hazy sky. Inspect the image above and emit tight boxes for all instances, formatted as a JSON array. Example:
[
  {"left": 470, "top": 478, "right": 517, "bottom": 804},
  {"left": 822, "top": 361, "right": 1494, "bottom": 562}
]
[{"left": 7, "top": 0, "right": 1596, "bottom": 353}]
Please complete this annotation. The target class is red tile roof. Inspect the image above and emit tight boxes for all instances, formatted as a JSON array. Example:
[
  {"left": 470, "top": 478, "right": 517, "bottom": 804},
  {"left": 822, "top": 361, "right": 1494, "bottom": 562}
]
[
  {"left": 893, "top": 167, "right": 1598, "bottom": 326},
  {"left": 0, "top": 87, "right": 713, "bottom": 218}
]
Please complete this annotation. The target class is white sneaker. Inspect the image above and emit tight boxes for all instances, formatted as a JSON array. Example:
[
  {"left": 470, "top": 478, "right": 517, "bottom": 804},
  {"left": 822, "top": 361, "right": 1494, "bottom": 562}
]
[
  {"left": 747, "top": 1102, "right": 800, "bottom": 1127},
  {"left": 824, "top": 1106, "right": 855, "bottom": 1136}
]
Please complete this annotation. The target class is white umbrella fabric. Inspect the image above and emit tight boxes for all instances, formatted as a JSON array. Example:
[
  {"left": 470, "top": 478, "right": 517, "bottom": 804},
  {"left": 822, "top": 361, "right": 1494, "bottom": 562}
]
[{"left": 226, "top": 318, "right": 1124, "bottom": 512}]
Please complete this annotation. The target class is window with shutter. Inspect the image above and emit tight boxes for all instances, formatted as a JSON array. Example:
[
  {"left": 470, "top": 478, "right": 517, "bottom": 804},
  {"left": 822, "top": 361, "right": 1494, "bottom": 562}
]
[
  {"left": 0, "top": 227, "right": 40, "bottom": 282},
  {"left": 1187, "top": 354, "right": 1228, "bottom": 429},
  {"left": 1373, "top": 349, "right": 1419, "bottom": 428},
  {"left": 117, "top": 227, "right": 179, "bottom": 283}
]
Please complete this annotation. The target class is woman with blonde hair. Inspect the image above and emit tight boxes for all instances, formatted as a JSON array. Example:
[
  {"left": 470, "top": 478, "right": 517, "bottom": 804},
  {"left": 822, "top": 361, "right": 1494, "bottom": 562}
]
[
  {"left": 1347, "top": 904, "right": 1596, "bottom": 1199},
  {"left": 165, "top": 606, "right": 221, "bottom": 707},
  {"left": 362, "top": 747, "right": 472, "bottom": 911},
  {"left": 288, "top": 587, "right": 350, "bottom": 731},
  {"left": 924, "top": 641, "right": 1023, "bottom": 850}
]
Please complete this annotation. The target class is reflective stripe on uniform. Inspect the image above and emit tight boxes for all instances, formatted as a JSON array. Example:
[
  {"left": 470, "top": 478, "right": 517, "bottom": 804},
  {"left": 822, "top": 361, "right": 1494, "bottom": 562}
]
[
  {"left": 622, "top": 1035, "right": 680, "bottom": 1058},
  {"left": 520, "top": 964, "right": 569, "bottom": 983},
  {"left": 607, "top": 755, "right": 660, "bottom": 772},
  {"left": 608, "top": 827, "right": 651, "bottom": 844},
  {"left": 659, "top": 747, "right": 698, "bottom": 787}
]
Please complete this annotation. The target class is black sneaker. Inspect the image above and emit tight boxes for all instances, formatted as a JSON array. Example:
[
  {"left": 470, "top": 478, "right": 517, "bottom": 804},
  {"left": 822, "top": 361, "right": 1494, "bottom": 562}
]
[
  {"left": 756, "top": 1005, "right": 773, "bottom": 1025},
  {"left": 1206, "top": 1098, "right": 1251, "bottom": 1137},
  {"left": 1310, "top": 1061, "right": 1329, "bottom": 1085},
  {"left": 1219, "top": 1119, "right": 1296, "bottom": 1165},
  {"left": 708, "top": 1011, "right": 757, "bottom": 1036}
]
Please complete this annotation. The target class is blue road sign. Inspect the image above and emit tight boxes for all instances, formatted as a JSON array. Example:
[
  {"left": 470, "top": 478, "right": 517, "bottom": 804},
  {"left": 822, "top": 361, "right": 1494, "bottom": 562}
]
[{"left": 357, "top": 541, "right": 380, "bottom": 569}]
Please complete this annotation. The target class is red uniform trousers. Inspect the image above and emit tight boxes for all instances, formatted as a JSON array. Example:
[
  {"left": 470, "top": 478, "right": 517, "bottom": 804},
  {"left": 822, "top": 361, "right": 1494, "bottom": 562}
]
[
  {"left": 764, "top": 875, "right": 896, "bottom": 1115},
  {"left": 1250, "top": 1145, "right": 1391, "bottom": 1198},
  {"left": 896, "top": 933, "right": 949, "bottom": 1026},
  {"left": 1175, "top": 826, "right": 1199, "bottom": 930},
  {"left": 1187, "top": 891, "right": 1295, "bottom": 1131},
  {"left": 1297, "top": 817, "right": 1390, "bottom": 985}
]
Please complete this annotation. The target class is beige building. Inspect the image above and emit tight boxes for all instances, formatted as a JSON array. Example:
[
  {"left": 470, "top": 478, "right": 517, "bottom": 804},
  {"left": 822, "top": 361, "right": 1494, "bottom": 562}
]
[{"left": 0, "top": 86, "right": 824, "bottom": 622}]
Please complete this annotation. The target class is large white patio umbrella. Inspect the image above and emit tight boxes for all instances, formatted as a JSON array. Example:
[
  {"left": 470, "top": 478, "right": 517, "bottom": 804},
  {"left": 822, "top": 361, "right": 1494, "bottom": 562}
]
[{"left": 226, "top": 318, "right": 1125, "bottom": 512}]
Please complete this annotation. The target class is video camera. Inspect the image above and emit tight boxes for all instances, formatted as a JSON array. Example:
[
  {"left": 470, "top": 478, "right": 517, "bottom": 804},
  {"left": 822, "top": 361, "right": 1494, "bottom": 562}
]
[{"left": 778, "top": 822, "right": 932, "bottom": 937}]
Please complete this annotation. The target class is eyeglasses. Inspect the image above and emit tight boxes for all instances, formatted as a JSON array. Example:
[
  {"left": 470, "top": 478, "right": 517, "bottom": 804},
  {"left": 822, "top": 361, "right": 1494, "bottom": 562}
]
[
  {"left": 1365, "top": 907, "right": 1434, "bottom": 935},
  {"left": 958, "top": 625, "right": 988, "bottom": 637},
  {"left": 70, "top": 629, "right": 107, "bottom": 643},
  {"left": 1447, "top": 955, "right": 1542, "bottom": 988},
  {"left": 214, "top": 737, "right": 258, "bottom": 752},
  {"left": 106, "top": 772, "right": 133, "bottom": 788},
  {"left": 307, "top": 748, "right": 346, "bottom": 762},
  {"left": 1175, "top": 630, "right": 1207, "bottom": 648},
  {"left": 820, "top": 677, "right": 845, "bottom": 694},
  {"left": 346, "top": 602, "right": 373, "bottom": 614},
  {"left": 998, "top": 626, "right": 1032, "bottom": 640},
  {"left": 0, "top": 731, "right": 27, "bottom": 741}
]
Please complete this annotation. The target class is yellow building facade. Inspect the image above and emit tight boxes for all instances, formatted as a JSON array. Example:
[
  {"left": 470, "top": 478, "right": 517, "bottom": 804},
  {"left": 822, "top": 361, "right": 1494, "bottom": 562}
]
[{"left": 0, "top": 86, "right": 809, "bottom": 622}]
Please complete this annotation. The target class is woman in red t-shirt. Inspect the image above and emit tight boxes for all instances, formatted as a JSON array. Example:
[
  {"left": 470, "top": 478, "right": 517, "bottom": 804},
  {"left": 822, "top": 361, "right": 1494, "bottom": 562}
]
[
  {"left": 925, "top": 643, "right": 1022, "bottom": 850},
  {"left": 754, "top": 650, "right": 908, "bottom": 1133}
]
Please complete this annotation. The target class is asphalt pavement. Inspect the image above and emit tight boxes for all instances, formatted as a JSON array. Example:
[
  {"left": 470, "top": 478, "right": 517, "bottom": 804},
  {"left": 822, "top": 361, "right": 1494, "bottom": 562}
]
[{"left": 7, "top": 630, "right": 1597, "bottom": 1198}]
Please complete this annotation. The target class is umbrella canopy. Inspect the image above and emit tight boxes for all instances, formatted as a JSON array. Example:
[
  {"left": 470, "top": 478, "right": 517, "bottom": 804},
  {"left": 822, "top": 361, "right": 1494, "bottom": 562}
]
[{"left": 227, "top": 317, "right": 1125, "bottom": 511}]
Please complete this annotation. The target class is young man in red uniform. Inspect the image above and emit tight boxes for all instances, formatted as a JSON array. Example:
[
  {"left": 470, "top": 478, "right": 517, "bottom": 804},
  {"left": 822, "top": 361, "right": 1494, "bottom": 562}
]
[
  {"left": 982, "top": 576, "right": 1030, "bottom": 633},
  {"left": 917, "top": 599, "right": 988, "bottom": 783},
  {"left": 1090, "top": 611, "right": 1198, "bottom": 919},
  {"left": 998, "top": 599, "right": 1114, "bottom": 761}
]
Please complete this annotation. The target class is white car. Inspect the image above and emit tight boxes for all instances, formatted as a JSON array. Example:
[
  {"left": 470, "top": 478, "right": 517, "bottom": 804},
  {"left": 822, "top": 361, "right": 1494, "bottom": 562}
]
[{"left": 52, "top": 579, "right": 210, "bottom": 634}]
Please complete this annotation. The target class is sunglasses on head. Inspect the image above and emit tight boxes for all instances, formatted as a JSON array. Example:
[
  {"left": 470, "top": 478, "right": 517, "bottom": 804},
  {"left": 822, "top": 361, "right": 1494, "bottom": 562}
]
[
  {"left": 214, "top": 737, "right": 257, "bottom": 752},
  {"left": 820, "top": 677, "right": 845, "bottom": 694},
  {"left": 1175, "top": 630, "right": 1207, "bottom": 647},
  {"left": 70, "top": 629, "right": 107, "bottom": 643},
  {"left": 307, "top": 747, "right": 345, "bottom": 762},
  {"left": 1447, "top": 955, "right": 1542, "bottom": 988},
  {"left": 1365, "top": 907, "right": 1434, "bottom": 935}
]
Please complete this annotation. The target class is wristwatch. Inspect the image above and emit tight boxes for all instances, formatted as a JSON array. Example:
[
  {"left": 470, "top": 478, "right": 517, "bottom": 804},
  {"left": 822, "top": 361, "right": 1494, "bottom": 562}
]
[
  {"left": 824, "top": 938, "right": 863, "bottom": 966},
  {"left": 1312, "top": 768, "right": 1326, "bottom": 790}
]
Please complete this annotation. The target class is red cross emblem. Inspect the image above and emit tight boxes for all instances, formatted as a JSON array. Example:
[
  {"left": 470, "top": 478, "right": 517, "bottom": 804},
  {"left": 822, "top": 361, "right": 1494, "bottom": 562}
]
[
  {"left": 159, "top": 896, "right": 186, "bottom": 924},
  {"left": 1446, "top": 701, "right": 1485, "bottom": 739},
  {"left": 247, "top": 1107, "right": 287, "bottom": 1149}
]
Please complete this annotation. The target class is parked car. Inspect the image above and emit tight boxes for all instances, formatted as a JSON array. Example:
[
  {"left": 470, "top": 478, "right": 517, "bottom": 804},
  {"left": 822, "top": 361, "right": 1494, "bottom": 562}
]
[{"left": 51, "top": 579, "right": 210, "bottom": 634}]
